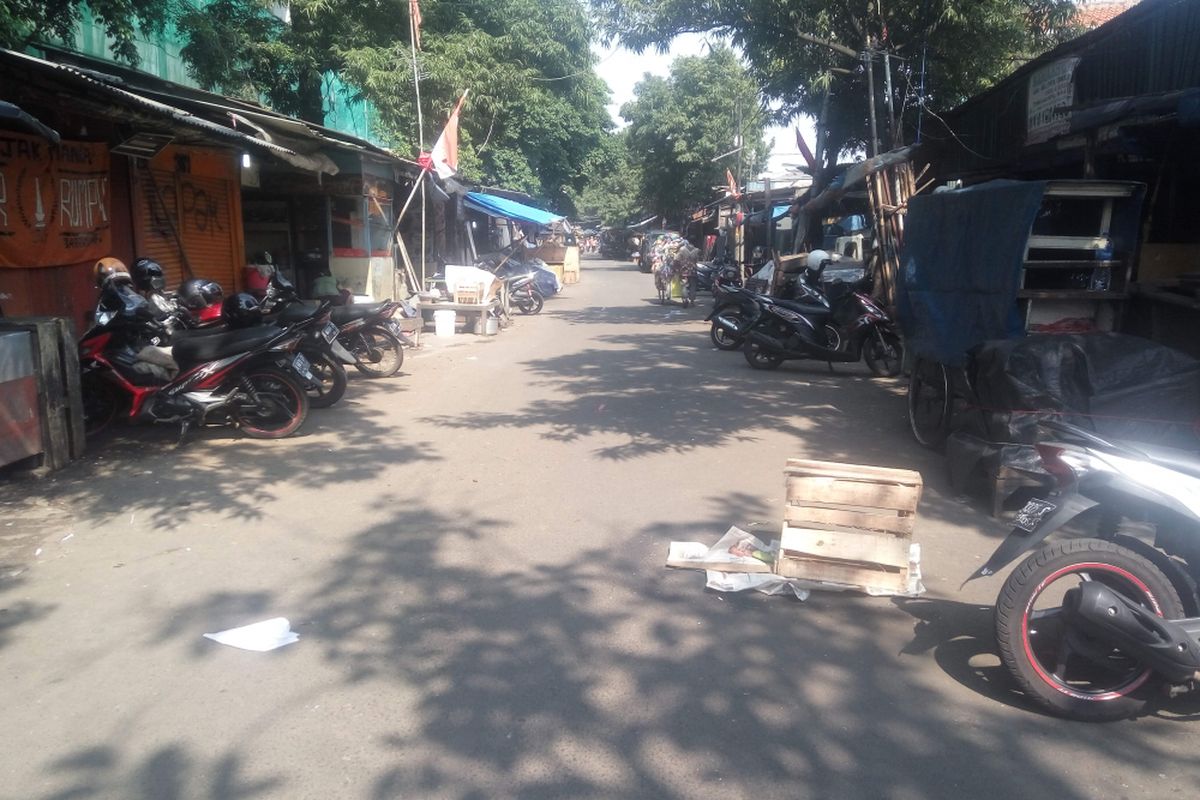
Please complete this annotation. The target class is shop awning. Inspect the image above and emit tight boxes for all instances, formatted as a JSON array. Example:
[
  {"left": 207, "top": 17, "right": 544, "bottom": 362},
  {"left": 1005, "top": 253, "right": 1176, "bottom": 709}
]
[{"left": 465, "top": 192, "right": 563, "bottom": 226}]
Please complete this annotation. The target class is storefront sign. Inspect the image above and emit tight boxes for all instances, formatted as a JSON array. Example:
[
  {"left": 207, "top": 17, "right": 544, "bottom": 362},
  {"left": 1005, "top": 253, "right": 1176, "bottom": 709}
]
[
  {"left": 0, "top": 133, "right": 111, "bottom": 268},
  {"left": 1026, "top": 57, "right": 1080, "bottom": 145}
]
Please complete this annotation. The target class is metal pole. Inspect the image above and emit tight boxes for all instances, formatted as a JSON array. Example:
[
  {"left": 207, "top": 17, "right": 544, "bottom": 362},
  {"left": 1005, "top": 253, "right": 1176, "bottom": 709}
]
[
  {"left": 409, "top": 10, "right": 426, "bottom": 288},
  {"left": 883, "top": 50, "right": 897, "bottom": 148},
  {"left": 864, "top": 40, "right": 879, "bottom": 158},
  {"left": 916, "top": 44, "right": 928, "bottom": 144}
]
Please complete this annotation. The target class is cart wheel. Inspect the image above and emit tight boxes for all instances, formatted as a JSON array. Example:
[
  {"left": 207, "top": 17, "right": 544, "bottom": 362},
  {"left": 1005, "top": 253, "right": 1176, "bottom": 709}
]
[{"left": 908, "top": 358, "right": 951, "bottom": 449}]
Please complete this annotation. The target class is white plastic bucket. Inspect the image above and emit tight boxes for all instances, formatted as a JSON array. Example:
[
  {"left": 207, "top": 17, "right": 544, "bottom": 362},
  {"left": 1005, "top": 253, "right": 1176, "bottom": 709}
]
[
  {"left": 433, "top": 309, "right": 456, "bottom": 337},
  {"left": 484, "top": 317, "right": 499, "bottom": 335}
]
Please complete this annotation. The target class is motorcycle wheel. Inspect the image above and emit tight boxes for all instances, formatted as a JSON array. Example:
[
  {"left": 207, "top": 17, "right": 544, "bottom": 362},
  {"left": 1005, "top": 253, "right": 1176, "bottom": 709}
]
[
  {"left": 305, "top": 350, "right": 347, "bottom": 409},
  {"left": 710, "top": 315, "right": 744, "bottom": 351},
  {"left": 350, "top": 326, "right": 404, "bottom": 378},
  {"left": 907, "top": 358, "right": 950, "bottom": 449},
  {"left": 743, "top": 338, "right": 784, "bottom": 370},
  {"left": 995, "top": 538, "right": 1183, "bottom": 721},
  {"left": 81, "top": 374, "right": 120, "bottom": 436},
  {"left": 865, "top": 328, "right": 904, "bottom": 378},
  {"left": 231, "top": 368, "right": 309, "bottom": 439},
  {"left": 517, "top": 291, "right": 544, "bottom": 315}
]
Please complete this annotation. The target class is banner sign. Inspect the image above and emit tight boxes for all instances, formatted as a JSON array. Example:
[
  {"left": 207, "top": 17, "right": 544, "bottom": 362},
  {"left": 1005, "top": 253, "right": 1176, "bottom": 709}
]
[
  {"left": 0, "top": 133, "right": 111, "bottom": 268},
  {"left": 1026, "top": 57, "right": 1080, "bottom": 145}
]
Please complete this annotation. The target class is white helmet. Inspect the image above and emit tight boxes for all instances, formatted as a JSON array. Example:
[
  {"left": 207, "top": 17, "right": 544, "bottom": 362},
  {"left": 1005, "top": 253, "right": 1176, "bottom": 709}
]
[{"left": 806, "top": 249, "right": 831, "bottom": 270}]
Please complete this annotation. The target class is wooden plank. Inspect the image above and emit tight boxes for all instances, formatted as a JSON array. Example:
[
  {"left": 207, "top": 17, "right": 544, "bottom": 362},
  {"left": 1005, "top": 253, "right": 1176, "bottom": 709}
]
[
  {"left": 774, "top": 555, "right": 908, "bottom": 593},
  {"left": 786, "top": 476, "right": 920, "bottom": 513},
  {"left": 56, "top": 317, "right": 85, "bottom": 459},
  {"left": 31, "top": 320, "right": 68, "bottom": 470},
  {"left": 784, "top": 503, "right": 915, "bottom": 535},
  {"left": 785, "top": 458, "right": 922, "bottom": 486},
  {"left": 780, "top": 526, "right": 911, "bottom": 570}
]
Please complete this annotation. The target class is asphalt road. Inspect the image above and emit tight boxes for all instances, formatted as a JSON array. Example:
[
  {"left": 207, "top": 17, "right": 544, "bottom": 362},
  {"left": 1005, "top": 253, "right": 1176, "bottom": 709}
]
[{"left": 2, "top": 257, "right": 1198, "bottom": 799}]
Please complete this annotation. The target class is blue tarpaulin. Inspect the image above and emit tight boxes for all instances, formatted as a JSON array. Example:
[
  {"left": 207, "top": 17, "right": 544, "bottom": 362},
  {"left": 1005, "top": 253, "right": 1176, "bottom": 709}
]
[
  {"left": 896, "top": 180, "right": 1048, "bottom": 366},
  {"left": 465, "top": 192, "right": 563, "bottom": 226}
]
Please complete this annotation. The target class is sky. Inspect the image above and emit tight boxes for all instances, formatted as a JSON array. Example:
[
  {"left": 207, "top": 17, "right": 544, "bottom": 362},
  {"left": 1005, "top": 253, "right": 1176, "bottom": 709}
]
[{"left": 591, "top": 33, "right": 817, "bottom": 181}]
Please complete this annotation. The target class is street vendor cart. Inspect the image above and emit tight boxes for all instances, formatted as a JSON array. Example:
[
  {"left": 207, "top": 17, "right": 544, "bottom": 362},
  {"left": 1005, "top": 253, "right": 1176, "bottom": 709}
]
[{"left": 894, "top": 180, "right": 1200, "bottom": 514}]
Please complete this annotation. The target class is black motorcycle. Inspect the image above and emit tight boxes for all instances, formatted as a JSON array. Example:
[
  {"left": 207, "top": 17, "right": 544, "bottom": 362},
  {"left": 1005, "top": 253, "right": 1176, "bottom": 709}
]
[
  {"left": 709, "top": 264, "right": 903, "bottom": 377},
  {"left": 262, "top": 271, "right": 414, "bottom": 380}
]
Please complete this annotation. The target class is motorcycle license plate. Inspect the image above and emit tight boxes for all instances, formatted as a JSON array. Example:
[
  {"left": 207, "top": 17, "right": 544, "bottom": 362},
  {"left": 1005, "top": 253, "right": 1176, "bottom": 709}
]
[
  {"left": 1013, "top": 498, "right": 1056, "bottom": 534},
  {"left": 321, "top": 321, "right": 339, "bottom": 343},
  {"left": 385, "top": 320, "right": 403, "bottom": 337},
  {"left": 292, "top": 353, "right": 313, "bottom": 381}
]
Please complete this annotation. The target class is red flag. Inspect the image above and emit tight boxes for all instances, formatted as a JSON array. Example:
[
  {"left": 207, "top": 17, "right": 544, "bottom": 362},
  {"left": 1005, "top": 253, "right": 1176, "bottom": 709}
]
[
  {"left": 795, "top": 127, "right": 816, "bottom": 172},
  {"left": 725, "top": 168, "right": 739, "bottom": 199},
  {"left": 428, "top": 91, "right": 469, "bottom": 178},
  {"left": 409, "top": 0, "right": 422, "bottom": 50}
]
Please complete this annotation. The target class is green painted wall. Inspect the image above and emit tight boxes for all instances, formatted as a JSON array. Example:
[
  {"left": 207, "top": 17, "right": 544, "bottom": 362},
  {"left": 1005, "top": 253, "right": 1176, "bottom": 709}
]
[{"left": 64, "top": 9, "right": 382, "bottom": 146}]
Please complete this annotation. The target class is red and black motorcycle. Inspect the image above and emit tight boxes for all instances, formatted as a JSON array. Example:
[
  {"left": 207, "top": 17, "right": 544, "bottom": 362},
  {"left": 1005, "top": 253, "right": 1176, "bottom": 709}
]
[{"left": 80, "top": 281, "right": 316, "bottom": 440}]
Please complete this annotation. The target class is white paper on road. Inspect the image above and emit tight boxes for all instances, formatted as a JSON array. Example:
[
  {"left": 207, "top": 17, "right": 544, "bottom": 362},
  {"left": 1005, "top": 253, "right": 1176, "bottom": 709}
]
[
  {"left": 705, "top": 570, "right": 811, "bottom": 600},
  {"left": 203, "top": 618, "right": 299, "bottom": 651}
]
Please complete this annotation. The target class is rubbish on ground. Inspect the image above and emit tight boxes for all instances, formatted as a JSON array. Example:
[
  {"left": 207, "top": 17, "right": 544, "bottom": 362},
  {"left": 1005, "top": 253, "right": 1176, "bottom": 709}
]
[
  {"left": 668, "top": 459, "right": 927, "bottom": 599},
  {"left": 667, "top": 527, "right": 775, "bottom": 574},
  {"left": 668, "top": 527, "right": 810, "bottom": 599},
  {"left": 203, "top": 617, "right": 299, "bottom": 651}
]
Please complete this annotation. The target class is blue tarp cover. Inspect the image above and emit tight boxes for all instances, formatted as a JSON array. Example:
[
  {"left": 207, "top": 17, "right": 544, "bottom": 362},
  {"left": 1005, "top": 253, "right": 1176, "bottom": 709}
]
[
  {"left": 896, "top": 180, "right": 1047, "bottom": 366},
  {"left": 465, "top": 192, "right": 563, "bottom": 226}
]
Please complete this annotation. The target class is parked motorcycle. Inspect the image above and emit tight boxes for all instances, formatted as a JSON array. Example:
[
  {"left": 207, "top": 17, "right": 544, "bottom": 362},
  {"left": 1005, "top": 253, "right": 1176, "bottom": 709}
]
[
  {"left": 966, "top": 421, "right": 1200, "bottom": 721},
  {"left": 262, "top": 271, "right": 413, "bottom": 379},
  {"left": 80, "top": 267, "right": 313, "bottom": 440},
  {"left": 493, "top": 262, "right": 545, "bottom": 315},
  {"left": 709, "top": 251, "right": 903, "bottom": 377}
]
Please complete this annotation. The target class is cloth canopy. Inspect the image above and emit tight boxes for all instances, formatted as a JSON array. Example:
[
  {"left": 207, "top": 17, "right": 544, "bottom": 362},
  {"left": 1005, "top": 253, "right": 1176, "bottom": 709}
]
[{"left": 465, "top": 192, "right": 563, "bottom": 226}]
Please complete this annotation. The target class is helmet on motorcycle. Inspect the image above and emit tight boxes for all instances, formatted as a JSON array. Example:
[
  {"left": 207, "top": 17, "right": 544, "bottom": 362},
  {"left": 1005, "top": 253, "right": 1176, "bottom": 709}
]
[
  {"left": 93, "top": 257, "right": 130, "bottom": 288},
  {"left": 178, "top": 278, "right": 225, "bottom": 310},
  {"left": 220, "top": 292, "right": 261, "bottom": 327},
  {"left": 131, "top": 258, "right": 166, "bottom": 292},
  {"left": 805, "top": 250, "right": 832, "bottom": 270}
]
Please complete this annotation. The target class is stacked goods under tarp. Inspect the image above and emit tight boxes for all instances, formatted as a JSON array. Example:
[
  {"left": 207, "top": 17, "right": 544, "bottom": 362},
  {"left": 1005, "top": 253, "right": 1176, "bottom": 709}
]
[{"left": 947, "top": 333, "right": 1200, "bottom": 508}]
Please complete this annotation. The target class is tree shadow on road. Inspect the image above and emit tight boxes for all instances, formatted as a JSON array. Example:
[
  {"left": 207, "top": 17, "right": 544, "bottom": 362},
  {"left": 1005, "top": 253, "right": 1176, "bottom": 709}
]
[{"left": 0, "top": 376, "right": 436, "bottom": 533}]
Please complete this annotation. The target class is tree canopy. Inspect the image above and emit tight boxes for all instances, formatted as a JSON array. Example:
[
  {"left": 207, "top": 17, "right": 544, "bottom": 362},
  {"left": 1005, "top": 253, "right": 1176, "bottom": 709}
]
[
  {"left": 176, "top": 0, "right": 611, "bottom": 211},
  {"left": 592, "top": 0, "right": 1081, "bottom": 166},
  {"left": 620, "top": 46, "right": 769, "bottom": 223},
  {"left": 1, "top": 0, "right": 169, "bottom": 63}
]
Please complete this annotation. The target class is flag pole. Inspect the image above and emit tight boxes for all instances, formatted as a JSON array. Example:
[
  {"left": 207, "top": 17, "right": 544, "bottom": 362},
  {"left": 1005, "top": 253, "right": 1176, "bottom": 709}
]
[{"left": 409, "top": 3, "right": 426, "bottom": 288}]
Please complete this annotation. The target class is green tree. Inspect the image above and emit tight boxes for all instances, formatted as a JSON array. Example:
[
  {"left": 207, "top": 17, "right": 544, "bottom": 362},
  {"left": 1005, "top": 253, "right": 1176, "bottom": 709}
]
[
  {"left": 592, "top": 0, "right": 1080, "bottom": 167},
  {"left": 1, "top": 0, "right": 170, "bottom": 64},
  {"left": 174, "top": 0, "right": 611, "bottom": 210},
  {"left": 620, "top": 46, "right": 768, "bottom": 222},
  {"left": 569, "top": 132, "right": 644, "bottom": 226}
]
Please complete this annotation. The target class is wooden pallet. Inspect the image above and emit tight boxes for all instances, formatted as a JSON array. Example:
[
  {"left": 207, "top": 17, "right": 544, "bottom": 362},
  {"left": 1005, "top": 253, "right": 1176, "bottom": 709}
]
[{"left": 774, "top": 459, "right": 923, "bottom": 594}]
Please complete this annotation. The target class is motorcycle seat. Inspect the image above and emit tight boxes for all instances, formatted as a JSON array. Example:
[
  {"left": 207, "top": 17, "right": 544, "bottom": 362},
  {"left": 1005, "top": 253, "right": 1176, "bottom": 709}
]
[
  {"left": 173, "top": 325, "right": 282, "bottom": 366},
  {"left": 769, "top": 297, "right": 830, "bottom": 318},
  {"left": 275, "top": 303, "right": 320, "bottom": 325},
  {"left": 1135, "top": 444, "right": 1200, "bottom": 480},
  {"left": 330, "top": 303, "right": 386, "bottom": 325}
]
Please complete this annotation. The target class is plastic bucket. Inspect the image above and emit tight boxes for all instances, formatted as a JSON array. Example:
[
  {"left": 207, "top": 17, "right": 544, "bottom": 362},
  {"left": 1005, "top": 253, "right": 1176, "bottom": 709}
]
[
  {"left": 484, "top": 317, "right": 499, "bottom": 336},
  {"left": 433, "top": 309, "right": 457, "bottom": 337}
]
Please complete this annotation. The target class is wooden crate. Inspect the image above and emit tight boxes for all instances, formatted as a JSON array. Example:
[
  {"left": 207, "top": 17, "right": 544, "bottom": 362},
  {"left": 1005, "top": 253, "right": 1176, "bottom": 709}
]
[
  {"left": 454, "top": 283, "right": 483, "bottom": 304},
  {"left": 774, "top": 459, "right": 923, "bottom": 593}
]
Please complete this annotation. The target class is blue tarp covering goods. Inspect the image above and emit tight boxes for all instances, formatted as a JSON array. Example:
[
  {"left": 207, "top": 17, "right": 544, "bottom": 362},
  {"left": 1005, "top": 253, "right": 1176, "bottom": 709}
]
[
  {"left": 897, "top": 180, "right": 1048, "bottom": 366},
  {"left": 465, "top": 192, "right": 563, "bottom": 226}
]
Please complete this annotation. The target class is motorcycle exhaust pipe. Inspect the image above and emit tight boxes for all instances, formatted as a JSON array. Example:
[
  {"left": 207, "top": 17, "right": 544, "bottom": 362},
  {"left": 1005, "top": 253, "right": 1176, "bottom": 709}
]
[
  {"left": 747, "top": 329, "right": 786, "bottom": 352},
  {"left": 1063, "top": 582, "right": 1200, "bottom": 684},
  {"left": 714, "top": 314, "right": 744, "bottom": 334}
]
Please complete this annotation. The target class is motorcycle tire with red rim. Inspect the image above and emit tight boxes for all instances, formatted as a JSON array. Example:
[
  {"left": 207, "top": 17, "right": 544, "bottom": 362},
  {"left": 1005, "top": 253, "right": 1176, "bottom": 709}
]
[
  {"left": 994, "top": 538, "right": 1183, "bottom": 721},
  {"left": 231, "top": 368, "right": 309, "bottom": 439}
]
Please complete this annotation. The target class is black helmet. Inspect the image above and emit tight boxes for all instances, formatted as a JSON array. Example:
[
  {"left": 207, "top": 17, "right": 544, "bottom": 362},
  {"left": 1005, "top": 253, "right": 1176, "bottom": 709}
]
[
  {"left": 220, "top": 292, "right": 261, "bottom": 327},
  {"left": 178, "top": 278, "right": 224, "bottom": 310},
  {"left": 132, "top": 258, "right": 166, "bottom": 291}
]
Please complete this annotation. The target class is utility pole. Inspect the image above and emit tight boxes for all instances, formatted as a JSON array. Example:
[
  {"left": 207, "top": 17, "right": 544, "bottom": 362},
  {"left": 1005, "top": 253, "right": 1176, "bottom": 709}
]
[
  {"left": 883, "top": 50, "right": 897, "bottom": 148},
  {"left": 916, "top": 43, "right": 928, "bottom": 144},
  {"left": 863, "top": 38, "right": 879, "bottom": 157}
]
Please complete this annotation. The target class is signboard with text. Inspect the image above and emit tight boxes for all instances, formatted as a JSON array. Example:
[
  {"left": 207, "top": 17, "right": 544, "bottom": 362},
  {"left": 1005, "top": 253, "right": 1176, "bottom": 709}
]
[
  {"left": 1026, "top": 57, "right": 1080, "bottom": 145},
  {"left": 0, "top": 133, "right": 111, "bottom": 268}
]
